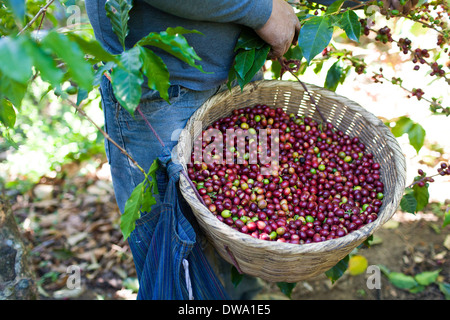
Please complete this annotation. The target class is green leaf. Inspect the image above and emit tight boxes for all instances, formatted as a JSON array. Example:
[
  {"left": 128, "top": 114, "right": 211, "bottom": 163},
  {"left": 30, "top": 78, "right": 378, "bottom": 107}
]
[
  {"left": 138, "top": 47, "right": 171, "bottom": 102},
  {"left": 230, "top": 266, "right": 244, "bottom": 288},
  {"left": 120, "top": 159, "right": 159, "bottom": 239},
  {"left": 121, "top": 180, "right": 146, "bottom": 240},
  {"left": 438, "top": 282, "right": 450, "bottom": 300},
  {"left": 147, "top": 159, "right": 159, "bottom": 195},
  {"left": 165, "top": 26, "right": 203, "bottom": 36},
  {"left": 137, "top": 30, "right": 206, "bottom": 73},
  {"left": 234, "top": 48, "right": 255, "bottom": 80},
  {"left": 235, "top": 28, "right": 267, "bottom": 51},
  {"left": 443, "top": 209, "right": 450, "bottom": 228},
  {"left": 226, "top": 64, "right": 237, "bottom": 90},
  {"left": 388, "top": 272, "right": 418, "bottom": 290},
  {"left": 324, "top": 59, "right": 345, "bottom": 91},
  {"left": 141, "top": 159, "right": 159, "bottom": 212},
  {"left": 242, "top": 44, "right": 270, "bottom": 84},
  {"left": 105, "top": 0, "right": 132, "bottom": 50},
  {"left": 110, "top": 46, "right": 143, "bottom": 114},
  {"left": 325, "top": 0, "right": 345, "bottom": 14},
  {"left": 0, "top": 127, "right": 18, "bottom": 149},
  {"left": 378, "top": 264, "right": 391, "bottom": 276},
  {"left": 284, "top": 45, "right": 303, "bottom": 61},
  {"left": 299, "top": 16, "right": 334, "bottom": 64},
  {"left": 22, "top": 39, "right": 64, "bottom": 87},
  {"left": 336, "top": 10, "right": 361, "bottom": 42},
  {"left": 41, "top": 31, "right": 94, "bottom": 91},
  {"left": 314, "top": 61, "right": 324, "bottom": 74},
  {"left": 400, "top": 190, "right": 418, "bottom": 214},
  {"left": 93, "top": 61, "right": 117, "bottom": 86},
  {"left": 390, "top": 117, "right": 425, "bottom": 154},
  {"left": 76, "top": 88, "right": 89, "bottom": 106},
  {"left": 0, "top": 99, "right": 16, "bottom": 128},
  {"left": 417, "top": 0, "right": 429, "bottom": 7},
  {"left": 408, "top": 123, "right": 426, "bottom": 153},
  {"left": 0, "top": 36, "right": 33, "bottom": 83},
  {"left": 234, "top": 70, "right": 247, "bottom": 91},
  {"left": 67, "top": 33, "right": 119, "bottom": 63},
  {"left": 141, "top": 189, "right": 157, "bottom": 213},
  {"left": 408, "top": 284, "right": 425, "bottom": 293},
  {"left": 391, "top": 116, "right": 414, "bottom": 137},
  {"left": 412, "top": 183, "right": 429, "bottom": 212},
  {"left": 415, "top": 270, "right": 440, "bottom": 286},
  {"left": 276, "top": 282, "right": 297, "bottom": 299},
  {"left": 229, "top": 29, "right": 270, "bottom": 90},
  {"left": 325, "top": 255, "right": 349, "bottom": 283},
  {"left": 4, "top": 0, "right": 25, "bottom": 24},
  {"left": 0, "top": 71, "right": 27, "bottom": 107}
]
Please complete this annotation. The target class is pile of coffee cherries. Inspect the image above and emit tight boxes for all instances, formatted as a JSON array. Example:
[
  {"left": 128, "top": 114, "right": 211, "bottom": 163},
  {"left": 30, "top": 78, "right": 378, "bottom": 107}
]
[{"left": 187, "top": 105, "right": 384, "bottom": 244}]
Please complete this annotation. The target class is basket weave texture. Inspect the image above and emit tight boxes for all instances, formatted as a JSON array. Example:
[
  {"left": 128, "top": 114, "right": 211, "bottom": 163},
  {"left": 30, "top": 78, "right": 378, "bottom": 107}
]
[{"left": 177, "top": 80, "right": 406, "bottom": 283}]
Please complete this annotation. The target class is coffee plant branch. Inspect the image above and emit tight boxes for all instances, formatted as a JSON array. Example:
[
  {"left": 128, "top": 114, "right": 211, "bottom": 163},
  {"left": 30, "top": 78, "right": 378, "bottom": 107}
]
[
  {"left": 18, "top": 0, "right": 55, "bottom": 35},
  {"left": 373, "top": 71, "right": 448, "bottom": 114},
  {"left": 67, "top": 99, "right": 147, "bottom": 177},
  {"left": 368, "top": 27, "right": 449, "bottom": 84}
]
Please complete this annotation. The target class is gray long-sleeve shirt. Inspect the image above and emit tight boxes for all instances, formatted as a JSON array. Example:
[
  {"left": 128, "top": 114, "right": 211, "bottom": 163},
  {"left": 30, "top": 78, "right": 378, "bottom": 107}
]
[
  {"left": 85, "top": 0, "right": 358, "bottom": 92},
  {"left": 85, "top": 0, "right": 273, "bottom": 91}
]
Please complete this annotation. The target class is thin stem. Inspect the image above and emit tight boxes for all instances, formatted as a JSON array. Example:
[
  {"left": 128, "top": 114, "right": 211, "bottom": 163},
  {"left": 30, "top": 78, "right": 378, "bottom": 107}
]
[
  {"left": 67, "top": 99, "right": 147, "bottom": 176},
  {"left": 136, "top": 106, "right": 165, "bottom": 148},
  {"left": 37, "top": 10, "right": 46, "bottom": 33},
  {"left": 373, "top": 71, "right": 444, "bottom": 110},
  {"left": 70, "top": 97, "right": 208, "bottom": 207},
  {"left": 406, "top": 172, "right": 441, "bottom": 189},
  {"left": 18, "top": 0, "right": 55, "bottom": 35},
  {"left": 410, "top": 19, "right": 446, "bottom": 37},
  {"left": 278, "top": 58, "right": 327, "bottom": 124},
  {"left": 367, "top": 27, "right": 449, "bottom": 84}
]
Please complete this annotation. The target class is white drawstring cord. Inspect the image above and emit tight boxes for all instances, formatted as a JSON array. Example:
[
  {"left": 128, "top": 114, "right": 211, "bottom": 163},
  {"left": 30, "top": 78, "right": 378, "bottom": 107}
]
[{"left": 182, "top": 259, "right": 194, "bottom": 300}]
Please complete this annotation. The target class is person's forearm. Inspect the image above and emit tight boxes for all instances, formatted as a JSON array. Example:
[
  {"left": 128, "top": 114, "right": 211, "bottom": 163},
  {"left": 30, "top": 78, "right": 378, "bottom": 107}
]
[{"left": 143, "top": 0, "right": 273, "bottom": 29}]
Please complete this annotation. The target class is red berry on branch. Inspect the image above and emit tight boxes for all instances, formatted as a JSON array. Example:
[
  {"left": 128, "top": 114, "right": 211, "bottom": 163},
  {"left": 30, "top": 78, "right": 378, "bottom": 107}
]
[{"left": 411, "top": 88, "right": 425, "bottom": 100}]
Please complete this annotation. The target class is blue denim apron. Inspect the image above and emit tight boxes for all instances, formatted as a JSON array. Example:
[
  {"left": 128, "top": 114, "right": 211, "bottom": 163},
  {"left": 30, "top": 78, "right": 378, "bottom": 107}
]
[
  {"left": 129, "top": 146, "right": 230, "bottom": 299},
  {"left": 100, "top": 75, "right": 231, "bottom": 299}
]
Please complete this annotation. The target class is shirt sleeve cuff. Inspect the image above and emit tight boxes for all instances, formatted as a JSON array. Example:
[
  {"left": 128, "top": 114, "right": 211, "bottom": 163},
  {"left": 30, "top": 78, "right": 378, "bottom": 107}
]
[{"left": 236, "top": 0, "right": 273, "bottom": 30}]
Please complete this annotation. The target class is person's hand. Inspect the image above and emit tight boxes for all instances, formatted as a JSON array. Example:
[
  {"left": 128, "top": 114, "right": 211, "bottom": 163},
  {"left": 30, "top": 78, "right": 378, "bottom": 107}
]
[
  {"left": 255, "top": 0, "right": 301, "bottom": 60},
  {"left": 381, "top": 0, "right": 419, "bottom": 15}
]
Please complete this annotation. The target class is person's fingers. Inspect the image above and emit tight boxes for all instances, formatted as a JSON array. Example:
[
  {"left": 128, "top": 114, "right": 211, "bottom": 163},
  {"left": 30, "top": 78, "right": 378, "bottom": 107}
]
[
  {"left": 381, "top": 0, "right": 418, "bottom": 15},
  {"left": 293, "top": 19, "right": 300, "bottom": 46},
  {"left": 380, "top": 0, "right": 390, "bottom": 14},
  {"left": 402, "top": 1, "right": 412, "bottom": 14},
  {"left": 390, "top": 0, "right": 402, "bottom": 11},
  {"left": 255, "top": 0, "right": 300, "bottom": 59},
  {"left": 267, "top": 50, "right": 276, "bottom": 60}
]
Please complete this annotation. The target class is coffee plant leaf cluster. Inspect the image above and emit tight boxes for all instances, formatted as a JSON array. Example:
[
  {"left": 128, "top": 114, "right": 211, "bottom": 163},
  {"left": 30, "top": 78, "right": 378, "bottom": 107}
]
[
  {"left": 227, "top": 28, "right": 271, "bottom": 90},
  {"left": 0, "top": 0, "right": 204, "bottom": 124},
  {"left": 379, "top": 265, "right": 449, "bottom": 297},
  {"left": 230, "top": 0, "right": 363, "bottom": 90},
  {"left": 121, "top": 159, "right": 159, "bottom": 240}
]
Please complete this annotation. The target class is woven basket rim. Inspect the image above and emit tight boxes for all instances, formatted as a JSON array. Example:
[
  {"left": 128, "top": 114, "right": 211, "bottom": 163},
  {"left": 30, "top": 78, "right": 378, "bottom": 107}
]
[{"left": 178, "top": 79, "right": 407, "bottom": 255}]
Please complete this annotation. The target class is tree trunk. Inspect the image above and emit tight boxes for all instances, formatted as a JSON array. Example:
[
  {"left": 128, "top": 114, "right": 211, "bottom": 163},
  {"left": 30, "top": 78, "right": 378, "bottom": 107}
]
[{"left": 0, "top": 197, "right": 37, "bottom": 300}]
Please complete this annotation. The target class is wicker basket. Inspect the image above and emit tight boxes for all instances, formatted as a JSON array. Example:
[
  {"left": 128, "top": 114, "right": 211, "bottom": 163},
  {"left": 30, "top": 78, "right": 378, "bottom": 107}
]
[{"left": 177, "top": 80, "right": 406, "bottom": 283}]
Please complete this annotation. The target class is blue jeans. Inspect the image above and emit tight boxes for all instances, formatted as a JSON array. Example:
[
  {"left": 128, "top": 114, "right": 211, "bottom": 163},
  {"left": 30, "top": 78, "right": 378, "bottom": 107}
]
[{"left": 100, "top": 76, "right": 262, "bottom": 299}]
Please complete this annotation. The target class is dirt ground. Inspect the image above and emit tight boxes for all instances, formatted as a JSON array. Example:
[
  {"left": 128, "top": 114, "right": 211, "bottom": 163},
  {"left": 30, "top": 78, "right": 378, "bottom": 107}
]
[
  {"left": 258, "top": 209, "right": 450, "bottom": 300},
  {"left": 10, "top": 159, "right": 449, "bottom": 301}
]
